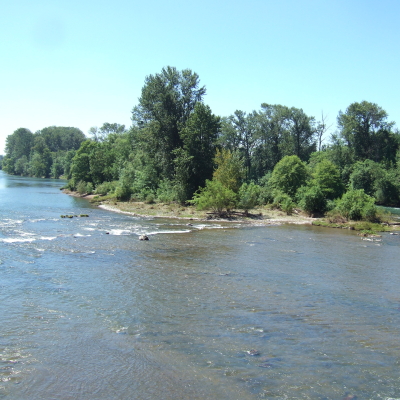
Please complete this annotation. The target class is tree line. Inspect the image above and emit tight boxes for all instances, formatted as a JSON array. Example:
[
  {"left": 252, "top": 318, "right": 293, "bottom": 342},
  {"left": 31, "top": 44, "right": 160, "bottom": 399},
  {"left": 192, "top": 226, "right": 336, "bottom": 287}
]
[{"left": 2, "top": 66, "right": 400, "bottom": 221}]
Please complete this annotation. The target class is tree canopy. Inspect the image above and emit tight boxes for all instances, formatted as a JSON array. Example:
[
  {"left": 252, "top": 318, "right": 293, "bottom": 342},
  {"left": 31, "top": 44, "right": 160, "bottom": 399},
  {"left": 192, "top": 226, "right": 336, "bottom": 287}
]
[{"left": 3, "top": 66, "right": 400, "bottom": 215}]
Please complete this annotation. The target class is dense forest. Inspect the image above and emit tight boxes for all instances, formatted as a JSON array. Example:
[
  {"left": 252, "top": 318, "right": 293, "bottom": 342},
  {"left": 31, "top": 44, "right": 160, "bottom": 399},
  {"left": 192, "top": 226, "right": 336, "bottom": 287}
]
[{"left": 2, "top": 66, "right": 400, "bottom": 221}]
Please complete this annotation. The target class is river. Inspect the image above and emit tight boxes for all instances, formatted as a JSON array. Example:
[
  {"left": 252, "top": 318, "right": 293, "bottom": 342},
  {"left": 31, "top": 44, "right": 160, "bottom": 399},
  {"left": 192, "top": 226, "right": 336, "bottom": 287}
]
[{"left": 1, "top": 170, "right": 400, "bottom": 400}]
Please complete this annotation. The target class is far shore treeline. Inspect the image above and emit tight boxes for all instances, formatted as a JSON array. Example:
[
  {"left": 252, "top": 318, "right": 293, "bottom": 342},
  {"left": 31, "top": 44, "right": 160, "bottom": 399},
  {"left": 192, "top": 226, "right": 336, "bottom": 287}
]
[{"left": 2, "top": 66, "right": 400, "bottom": 222}]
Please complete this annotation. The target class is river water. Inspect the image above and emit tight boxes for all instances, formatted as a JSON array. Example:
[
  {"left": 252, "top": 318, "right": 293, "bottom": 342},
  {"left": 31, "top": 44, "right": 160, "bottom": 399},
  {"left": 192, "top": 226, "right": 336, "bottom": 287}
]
[{"left": 1, "top": 170, "right": 400, "bottom": 400}]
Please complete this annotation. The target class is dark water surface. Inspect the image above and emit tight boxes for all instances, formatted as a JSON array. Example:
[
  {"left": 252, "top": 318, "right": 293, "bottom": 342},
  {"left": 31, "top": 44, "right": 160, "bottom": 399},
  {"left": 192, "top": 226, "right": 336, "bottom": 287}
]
[{"left": 1, "top": 171, "right": 400, "bottom": 400}]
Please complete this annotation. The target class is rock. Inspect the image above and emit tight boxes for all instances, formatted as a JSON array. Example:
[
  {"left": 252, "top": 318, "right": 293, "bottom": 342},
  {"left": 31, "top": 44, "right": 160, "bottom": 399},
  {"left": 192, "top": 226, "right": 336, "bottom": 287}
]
[
  {"left": 246, "top": 349, "right": 260, "bottom": 356},
  {"left": 139, "top": 234, "right": 149, "bottom": 241}
]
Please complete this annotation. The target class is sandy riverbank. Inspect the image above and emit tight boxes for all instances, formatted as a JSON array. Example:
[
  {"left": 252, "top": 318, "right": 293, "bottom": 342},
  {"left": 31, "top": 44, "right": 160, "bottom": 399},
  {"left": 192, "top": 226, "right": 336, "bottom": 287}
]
[
  {"left": 99, "top": 200, "right": 316, "bottom": 226},
  {"left": 62, "top": 189, "right": 319, "bottom": 225}
]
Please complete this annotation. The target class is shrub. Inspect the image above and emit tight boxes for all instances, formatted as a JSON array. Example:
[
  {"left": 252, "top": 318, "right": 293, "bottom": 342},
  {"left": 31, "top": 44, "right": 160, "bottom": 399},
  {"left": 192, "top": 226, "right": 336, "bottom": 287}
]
[
  {"left": 238, "top": 182, "right": 261, "bottom": 214},
  {"left": 156, "top": 179, "right": 177, "bottom": 203},
  {"left": 269, "top": 155, "right": 308, "bottom": 198},
  {"left": 190, "top": 179, "right": 237, "bottom": 215},
  {"left": 77, "top": 180, "right": 88, "bottom": 195},
  {"left": 335, "top": 189, "right": 377, "bottom": 221},
  {"left": 145, "top": 193, "right": 155, "bottom": 204},
  {"left": 297, "top": 184, "right": 327, "bottom": 216},
  {"left": 95, "top": 181, "right": 117, "bottom": 196},
  {"left": 272, "top": 191, "right": 295, "bottom": 215}
]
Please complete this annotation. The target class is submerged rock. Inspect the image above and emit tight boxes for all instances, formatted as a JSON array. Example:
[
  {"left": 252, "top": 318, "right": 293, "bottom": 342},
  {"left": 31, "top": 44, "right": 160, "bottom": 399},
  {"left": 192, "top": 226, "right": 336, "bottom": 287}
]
[
  {"left": 246, "top": 349, "right": 260, "bottom": 356},
  {"left": 139, "top": 234, "right": 149, "bottom": 241}
]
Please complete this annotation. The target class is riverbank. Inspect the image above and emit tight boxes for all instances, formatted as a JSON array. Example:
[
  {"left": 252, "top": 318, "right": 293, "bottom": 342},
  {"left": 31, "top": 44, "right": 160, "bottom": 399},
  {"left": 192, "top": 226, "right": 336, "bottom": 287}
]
[
  {"left": 98, "top": 200, "right": 316, "bottom": 226},
  {"left": 63, "top": 190, "right": 400, "bottom": 233},
  {"left": 62, "top": 190, "right": 318, "bottom": 225}
]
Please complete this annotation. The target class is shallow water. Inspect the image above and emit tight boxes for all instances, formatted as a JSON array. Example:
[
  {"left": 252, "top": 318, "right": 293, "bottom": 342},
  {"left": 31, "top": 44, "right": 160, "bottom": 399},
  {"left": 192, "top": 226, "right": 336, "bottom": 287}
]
[{"left": 1, "top": 171, "right": 400, "bottom": 399}]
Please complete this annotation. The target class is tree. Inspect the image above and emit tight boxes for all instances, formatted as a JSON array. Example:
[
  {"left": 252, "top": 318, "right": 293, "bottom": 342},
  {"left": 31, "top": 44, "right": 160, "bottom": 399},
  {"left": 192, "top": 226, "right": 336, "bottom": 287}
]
[
  {"left": 37, "top": 126, "right": 85, "bottom": 151},
  {"left": 190, "top": 179, "right": 237, "bottom": 215},
  {"left": 2, "top": 128, "right": 34, "bottom": 174},
  {"left": 268, "top": 155, "right": 308, "bottom": 198},
  {"left": 238, "top": 182, "right": 261, "bottom": 215},
  {"left": 315, "top": 111, "right": 332, "bottom": 151},
  {"left": 312, "top": 159, "right": 344, "bottom": 199},
  {"left": 89, "top": 123, "right": 126, "bottom": 142},
  {"left": 176, "top": 103, "right": 220, "bottom": 200},
  {"left": 220, "top": 110, "right": 258, "bottom": 180},
  {"left": 251, "top": 104, "right": 317, "bottom": 181},
  {"left": 297, "top": 183, "right": 327, "bottom": 216},
  {"left": 335, "top": 189, "right": 377, "bottom": 221},
  {"left": 213, "top": 149, "right": 244, "bottom": 193},
  {"left": 132, "top": 66, "right": 206, "bottom": 180},
  {"left": 29, "top": 136, "right": 52, "bottom": 177},
  {"left": 70, "top": 140, "right": 96, "bottom": 184},
  {"left": 338, "top": 101, "right": 398, "bottom": 163},
  {"left": 285, "top": 107, "right": 317, "bottom": 161}
]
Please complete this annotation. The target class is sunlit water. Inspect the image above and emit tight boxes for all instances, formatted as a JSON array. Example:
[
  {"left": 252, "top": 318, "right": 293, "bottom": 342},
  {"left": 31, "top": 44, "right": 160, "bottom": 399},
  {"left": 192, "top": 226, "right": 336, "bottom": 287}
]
[{"left": 1, "top": 170, "right": 400, "bottom": 400}]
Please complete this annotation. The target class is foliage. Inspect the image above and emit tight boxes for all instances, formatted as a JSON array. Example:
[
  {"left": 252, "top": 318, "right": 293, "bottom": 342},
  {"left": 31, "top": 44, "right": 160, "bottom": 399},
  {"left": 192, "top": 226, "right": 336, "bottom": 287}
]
[
  {"left": 3, "top": 126, "right": 85, "bottom": 178},
  {"left": 76, "top": 181, "right": 93, "bottom": 195},
  {"left": 213, "top": 149, "right": 244, "bottom": 193},
  {"left": 334, "top": 189, "right": 377, "bottom": 221},
  {"left": 132, "top": 66, "right": 206, "bottom": 181},
  {"left": 238, "top": 182, "right": 261, "bottom": 213},
  {"left": 94, "top": 181, "right": 117, "bottom": 196},
  {"left": 177, "top": 103, "right": 220, "bottom": 199},
  {"left": 190, "top": 179, "right": 237, "bottom": 215},
  {"left": 338, "top": 101, "right": 398, "bottom": 163},
  {"left": 312, "top": 159, "right": 344, "bottom": 199},
  {"left": 268, "top": 155, "right": 308, "bottom": 198},
  {"left": 296, "top": 183, "right": 327, "bottom": 216},
  {"left": 156, "top": 179, "right": 177, "bottom": 203},
  {"left": 272, "top": 191, "right": 295, "bottom": 215}
]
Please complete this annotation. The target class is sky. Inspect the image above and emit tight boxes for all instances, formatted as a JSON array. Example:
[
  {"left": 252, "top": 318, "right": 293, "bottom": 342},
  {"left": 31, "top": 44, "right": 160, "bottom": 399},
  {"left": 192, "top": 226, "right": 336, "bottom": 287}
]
[{"left": 1, "top": 0, "right": 400, "bottom": 154}]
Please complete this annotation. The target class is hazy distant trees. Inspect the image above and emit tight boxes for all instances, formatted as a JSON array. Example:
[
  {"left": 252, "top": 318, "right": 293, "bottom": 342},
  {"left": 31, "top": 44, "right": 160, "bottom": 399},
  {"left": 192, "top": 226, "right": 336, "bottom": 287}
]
[{"left": 2, "top": 126, "right": 85, "bottom": 177}]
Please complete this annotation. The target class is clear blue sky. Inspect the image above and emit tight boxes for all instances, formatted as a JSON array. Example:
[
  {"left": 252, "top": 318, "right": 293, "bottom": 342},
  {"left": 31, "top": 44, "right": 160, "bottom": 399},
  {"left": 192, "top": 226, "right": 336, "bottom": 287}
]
[{"left": 1, "top": 0, "right": 400, "bottom": 154}]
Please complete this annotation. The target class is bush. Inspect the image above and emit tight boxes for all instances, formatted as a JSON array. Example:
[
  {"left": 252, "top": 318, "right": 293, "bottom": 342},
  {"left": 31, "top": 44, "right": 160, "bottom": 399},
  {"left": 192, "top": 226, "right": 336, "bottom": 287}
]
[
  {"left": 238, "top": 182, "right": 261, "bottom": 214},
  {"left": 297, "top": 184, "right": 327, "bottom": 216},
  {"left": 190, "top": 179, "right": 237, "bottom": 215},
  {"left": 76, "top": 180, "right": 86, "bottom": 194},
  {"left": 312, "top": 159, "right": 344, "bottom": 199},
  {"left": 335, "top": 189, "right": 377, "bottom": 221},
  {"left": 156, "top": 179, "right": 177, "bottom": 203},
  {"left": 269, "top": 155, "right": 308, "bottom": 198},
  {"left": 115, "top": 183, "right": 132, "bottom": 200},
  {"left": 145, "top": 193, "right": 155, "bottom": 204},
  {"left": 94, "top": 181, "right": 117, "bottom": 196},
  {"left": 272, "top": 191, "right": 295, "bottom": 215}
]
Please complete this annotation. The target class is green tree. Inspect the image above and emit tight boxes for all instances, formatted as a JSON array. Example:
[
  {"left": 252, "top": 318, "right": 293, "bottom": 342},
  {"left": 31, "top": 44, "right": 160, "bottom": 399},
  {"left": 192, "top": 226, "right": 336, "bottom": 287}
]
[
  {"left": 37, "top": 126, "right": 85, "bottom": 152},
  {"left": 238, "top": 182, "right": 261, "bottom": 214},
  {"left": 268, "top": 155, "right": 308, "bottom": 198},
  {"left": 251, "top": 104, "right": 316, "bottom": 180},
  {"left": 190, "top": 179, "right": 237, "bottom": 215},
  {"left": 213, "top": 149, "right": 244, "bottom": 193},
  {"left": 220, "top": 110, "right": 258, "bottom": 180},
  {"left": 132, "top": 66, "right": 206, "bottom": 180},
  {"left": 297, "top": 183, "right": 327, "bottom": 216},
  {"left": 338, "top": 101, "right": 398, "bottom": 163},
  {"left": 349, "top": 160, "right": 385, "bottom": 197},
  {"left": 176, "top": 103, "right": 220, "bottom": 200},
  {"left": 3, "top": 128, "right": 34, "bottom": 174},
  {"left": 70, "top": 140, "right": 96, "bottom": 185},
  {"left": 312, "top": 159, "right": 344, "bottom": 199},
  {"left": 335, "top": 189, "right": 377, "bottom": 221}
]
